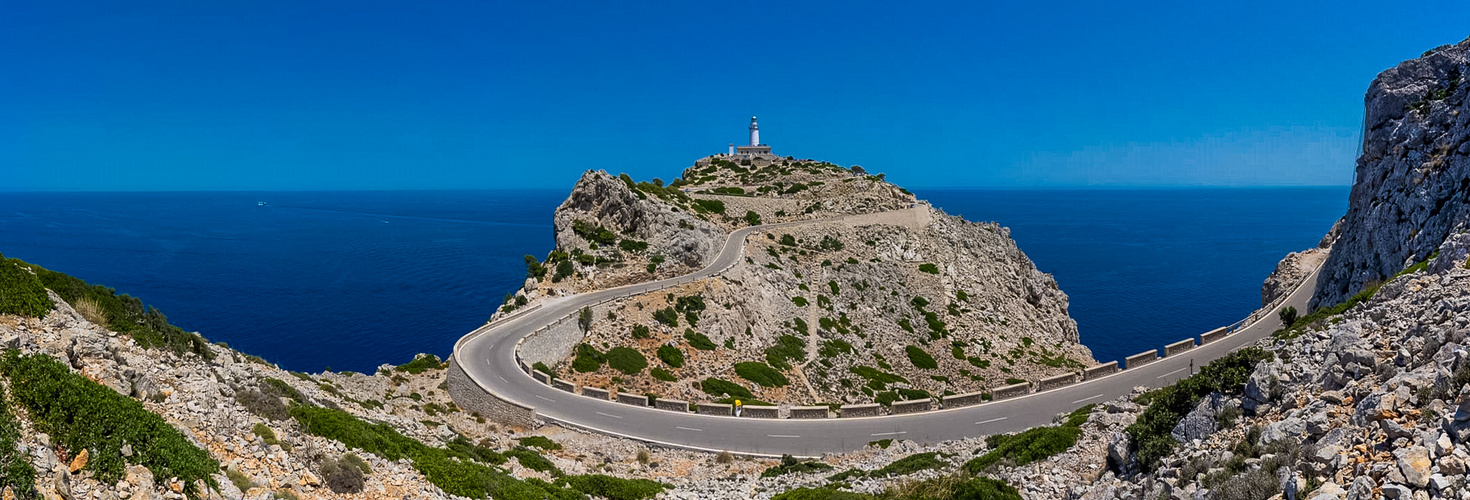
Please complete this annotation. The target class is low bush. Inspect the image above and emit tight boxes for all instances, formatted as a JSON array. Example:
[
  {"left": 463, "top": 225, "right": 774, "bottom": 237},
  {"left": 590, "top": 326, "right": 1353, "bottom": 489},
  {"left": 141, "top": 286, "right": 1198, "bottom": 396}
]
[
  {"left": 341, "top": 453, "right": 372, "bottom": 474},
  {"left": 605, "top": 347, "right": 647, "bottom": 375},
  {"left": 0, "top": 256, "right": 51, "bottom": 317},
  {"left": 650, "top": 367, "right": 676, "bottom": 381},
  {"left": 905, "top": 346, "right": 938, "bottom": 369},
  {"left": 700, "top": 378, "right": 753, "bottom": 399},
  {"left": 505, "top": 448, "right": 559, "bottom": 474},
  {"left": 656, "top": 345, "right": 684, "bottom": 368},
  {"left": 683, "top": 330, "right": 717, "bottom": 350},
  {"left": 918, "top": 263, "right": 939, "bottom": 274},
  {"left": 558, "top": 473, "right": 668, "bottom": 500},
  {"left": 225, "top": 467, "right": 252, "bottom": 492},
  {"left": 653, "top": 307, "right": 679, "bottom": 327},
  {"left": 319, "top": 455, "right": 366, "bottom": 493},
  {"left": 0, "top": 380, "right": 36, "bottom": 499},
  {"left": 516, "top": 436, "right": 561, "bottom": 451},
  {"left": 762, "top": 455, "right": 834, "bottom": 478},
  {"left": 1125, "top": 347, "right": 1272, "bottom": 471},
  {"left": 531, "top": 362, "right": 556, "bottom": 380},
  {"left": 735, "top": 362, "right": 789, "bottom": 387},
  {"left": 252, "top": 423, "right": 290, "bottom": 450},
  {"left": 745, "top": 211, "right": 762, "bottom": 225},
  {"left": 871, "top": 452, "right": 946, "bottom": 477},
  {"left": 819, "top": 339, "right": 853, "bottom": 358},
  {"left": 619, "top": 239, "right": 648, "bottom": 253},
  {"left": 235, "top": 388, "right": 290, "bottom": 421},
  {"left": 1, "top": 351, "right": 219, "bottom": 495},
  {"left": 631, "top": 325, "right": 651, "bottom": 339},
  {"left": 572, "top": 343, "right": 605, "bottom": 373},
  {"left": 693, "top": 199, "right": 726, "bottom": 214},
  {"left": 764, "top": 334, "right": 806, "bottom": 370},
  {"left": 396, "top": 354, "right": 443, "bottom": 374}
]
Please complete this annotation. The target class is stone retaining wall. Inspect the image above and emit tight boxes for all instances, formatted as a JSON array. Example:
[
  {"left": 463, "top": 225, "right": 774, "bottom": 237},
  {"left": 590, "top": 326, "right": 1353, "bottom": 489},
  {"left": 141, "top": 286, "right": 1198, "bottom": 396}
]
[
  {"left": 889, "top": 399, "right": 931, "bottom": 414},
  {"left": 654, "top": 398, "right": 689, "bottom": 412},
  {"left": 518, "top": 301, "right": 616, "bottom": 369},
  {"left": 697, "top": 402, "right": 733, "bottom": 416},
  {"left": 741, "top": 405, "right": 780, "bottom": 418},
  {"left": 1164, "top": 338, "right": 1196, "bottom": 357},
  {"left": 790, "top": 406, "right": 830, "bottom": 419},
  {"left": 1036, "top": 372, "right": 1078, "bottom": 392},
  {"left": 1084, "top": 361, "right": 1119, "bottom": 380},
  {"left": 1125, "top": 350, "right": 1159, "bottom": 369},
  {"left": 446, "top": 357, "right": 538, "bottom": 429},
  {"left": 615, "top": 392, "right": 647, "bottom": 406},
  {"left": 992, "top": 382, "right": 1031, "bottom": 400},
  {"left": 582, "top": 387, "right": 610, "bottom": 400},
  {"left": 532, "top": 370, "right": 551, "bottom": 384},
  {"left": 942, "top": 392, "right": 984, "bottom": 408},
  {"left": 1199, "top": 327, "right": 1228, "bottom": 345},
  {"left": 840, "top": 403, "right": 881, "bottom": 418},
  {"left": 551, "top": 378, "right": 576, "bottom": 393}
]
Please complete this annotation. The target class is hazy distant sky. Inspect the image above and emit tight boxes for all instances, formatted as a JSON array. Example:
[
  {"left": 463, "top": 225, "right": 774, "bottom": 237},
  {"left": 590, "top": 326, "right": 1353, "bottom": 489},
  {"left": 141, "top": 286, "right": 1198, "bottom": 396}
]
[{"left": 3, "top": 1, "right": 1467, "bottom": 191}]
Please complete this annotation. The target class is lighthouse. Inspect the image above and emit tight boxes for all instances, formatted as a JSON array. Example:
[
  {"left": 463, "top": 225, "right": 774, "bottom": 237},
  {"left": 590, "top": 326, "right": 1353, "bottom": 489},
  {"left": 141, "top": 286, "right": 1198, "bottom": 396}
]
[
  {"left": 749, "top": 116, "right": 760, "bottom": 146},
  {"left": 734, "top": 116, "right": 773, "bottom": 159}
]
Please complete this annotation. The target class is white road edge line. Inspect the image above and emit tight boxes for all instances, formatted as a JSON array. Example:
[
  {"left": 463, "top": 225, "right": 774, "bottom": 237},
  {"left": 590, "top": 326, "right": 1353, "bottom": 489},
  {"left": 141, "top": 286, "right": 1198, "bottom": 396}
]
[
  {"left": 535, "top": 395, "right": 556, "bottom": 402},
  {"left": 1071, "top": 394, "right": 1104, "bottom": 404},
  {"left": 870, "top": 431, "right": 907, "bottom": 437},
  {"left": 595, "top": 411, "right": 623, "bottom": 419},
  {"left": 1157, "top": 367, "right": 1188, "bottom": 379},
  {"left": 676, "top": 426, "right": 703, "bottom": 432},
  {"left": 498, "top": 375, "right": 508, "bottom": 383},
  {"left": 767, "top": 434, "right": 800, "bottom": 438},
  {"left": 975, "top": 417, "right": 1007, "bottom": 425}
]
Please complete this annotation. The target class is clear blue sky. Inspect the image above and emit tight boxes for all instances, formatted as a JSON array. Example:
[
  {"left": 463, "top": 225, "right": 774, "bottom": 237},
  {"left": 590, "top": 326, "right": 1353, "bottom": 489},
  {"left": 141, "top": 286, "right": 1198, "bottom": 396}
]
[{"left": 3, "top": 1, "right": 1467, "bottom": 190}]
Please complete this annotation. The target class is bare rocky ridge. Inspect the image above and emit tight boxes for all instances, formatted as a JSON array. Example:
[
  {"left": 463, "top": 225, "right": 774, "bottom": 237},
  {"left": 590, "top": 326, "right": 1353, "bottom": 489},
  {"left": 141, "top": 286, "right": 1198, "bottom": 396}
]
[{"left": 1313, "top": 38, "right": 1470, "bottom": 309}]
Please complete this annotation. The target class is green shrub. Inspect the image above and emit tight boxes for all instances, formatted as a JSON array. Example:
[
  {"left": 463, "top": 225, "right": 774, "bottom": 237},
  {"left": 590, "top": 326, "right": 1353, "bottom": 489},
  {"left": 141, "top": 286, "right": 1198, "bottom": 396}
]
[
  {"left": 319, "top": 455, "right": 366, "bottom": 493},
  {"left": 557, "top": 474, "right": 669, "bottom": 500},
  {"left": 653, "top": 307, "right": 679, "bottom": 327},
  {"left": 0, "top": 256, "right": 52, "bottom": 318},
  {"left": 631, "top": 325, "right": 651, "bottom": 339},
  {"left": 762, "top": 455, "right": 834, "bottom": 478},
  {"left": 918, "top": 263, "right": 939, "bottom": 274},
  {"left": 650, "top": 367, "right": 676, "bottom": 381},
  {"left": 780, "top": 234, "right": 797, "bottom": 246},
  {"left": 0, "top": 380, "right": 36, "bottom": 499},
  {"left": 235, "top": 388, "right": 290, "bottom": 421},
  {"left": 572, "top": 343, "right": 605, "bottom": 373},
  {"left": 619, "top": 239, "right": 648, "bottom": 253},
  {"left": 532, "top": 362, "right": 557, "bottom": 380},
  {"left": 505, "top": 448, "right": 559, "bottom": 474},
  {"left": 683, "top": 330, "right": 717, "bottom": 350},
  {"left": 252, "top": 423, "right": 290, "bottom": 450},
  {"left": 693, "top": 199, "right": 726, "bottom": 214},
  {"left": 225, "top": 467, "right": 252, "bottom": 492},
  {"left": 1278, "top": 306, "right": 1298, "bottom": 327},
  {"left": 699, "top": 378, "right": 753, "bottom": 399},
  {"left": 764, "top": 335, "right": 807, "bottom": 370},
  {"left": 871, "top": 452, "right": 945, "bottom": 477},
  {"left": 905, "top": 346, "right": 938, "bottom": 369},
  {"left": 734, "top": 362, "right": 789, "bottom": 387},
  {"left": 341, "top": 453, "right": 371, "bottom": 474},
  {"left": 745, "top": 211, "right": 762, "bottom": 225},
  {"left": 656, "top": 345, "right": 684, "bottom": 368},
  {"left": 604, "top": 347, "right": 647, "bottom": 375},
  {"left": 849, "top": 366, "right": 908, "bottom": 387},
  {"left": 819, "top": 339, "right": 854, "bottom": 358},
  {"left": 1, "top": 351, "right": 218, "bottom": 495},
  {"left": 14, "top": 256, "right": 212, "bottom": 359},
  {"left": 572, "top": 219, "right": 618, "bottom": 246},
  {"left": 395, "top": 354, "right": 442, "bottom": 374},
  {"left": 791, "top": 296, "right": 809, "bottom": 307},
  {"left": 516, "top": 436, "right": 561, "bottom": 451}
]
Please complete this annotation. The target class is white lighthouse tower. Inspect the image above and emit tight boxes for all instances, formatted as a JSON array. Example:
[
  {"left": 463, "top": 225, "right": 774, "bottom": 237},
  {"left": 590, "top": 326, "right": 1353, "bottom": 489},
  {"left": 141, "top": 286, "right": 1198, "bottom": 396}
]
[{"left": 734, "top": 116, "right": 773, "bottom": 159}]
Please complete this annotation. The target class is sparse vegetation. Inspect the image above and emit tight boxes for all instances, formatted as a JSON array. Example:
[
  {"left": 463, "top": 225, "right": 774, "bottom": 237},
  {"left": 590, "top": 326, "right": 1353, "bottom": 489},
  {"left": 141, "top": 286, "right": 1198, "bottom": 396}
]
[
  {"left": 605, "top": 346, "right": 648, "bottom": 374},
  {"left": 684, "top": 329, "right": 717, "bottom": 350},
  {"left": 395, "top": 354, "right": 443, "bottom": 374},
  {"left": 965, "top": 405, "right": 1092, "bottom": 472},
  {"left": 573, "top": 343, "right": 606, "bottom": 372},
  {"left": 734, "top": 361, "right": 789, "bottom": 387},
  {"left": 700, "top": 378, "right": 754, "bottom": 399},
  {"left": 918, "top": 263, "right": 939, "bottom": 274},
  {"left": 1125, "top": 347, "right": 1273, "bottom": 471},
  {"left": 905, "top": 345, "right": 938, "bottom": 369},
  {"left": 762, "top": 455, "right": 834, "bottom": 477},
  {"left": 764, "top": 334, "right": 807, "bottom": 370}
]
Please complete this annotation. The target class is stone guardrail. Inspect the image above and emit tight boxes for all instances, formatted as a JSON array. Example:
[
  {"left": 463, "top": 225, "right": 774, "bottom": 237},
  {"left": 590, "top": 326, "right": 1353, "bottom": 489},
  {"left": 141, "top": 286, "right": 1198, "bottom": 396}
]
[
  {"left": 1083, "top": 361, "right": 1118, "bottom": 380},
  {"left": 991, "top": 382, "right": 1031, "bottom": 401},
  {"left": 551, "top": 378, "right": 577, "bottom": 393},
  {"left": 1036, "top": 372, "right": 1079, "bottom": 392},
  {"left": 1163, "top": 338, "right": 1196, "bottom": 357},
  {"left": 889, "top": 398, "right": 932, "bottom": 414},
  {"left": 790, "top": 406, "right": 830, "bottom": 419},
  {"left": 697, "top": 402, "right": 733, "bottom": 416},
  {"left": 1125, "top": 350, "right": 1159, "bottom": 369},
  {"left": 941, "top": 391, "right": 984, "bottom": 409},
  {"left": 582, "top": 386, "right": 610, "bottom": 401},
  {"left": 741, "top": 405, "right": 780, "bottom": 418},
  {"left": 839, "top": 403, "right": 881, "bottom": 418},
  {"left": 616, "top": 392, "right": 648, "bottom": 406},
  {"left": 532, "top": 370, "right": 552, "bottom": 384},
  {"left": 654, "top": 398, "right": 689, "bottom": 412},
  {"left": 1199, "top": 326, "right": 1229, "bottom": 345}
]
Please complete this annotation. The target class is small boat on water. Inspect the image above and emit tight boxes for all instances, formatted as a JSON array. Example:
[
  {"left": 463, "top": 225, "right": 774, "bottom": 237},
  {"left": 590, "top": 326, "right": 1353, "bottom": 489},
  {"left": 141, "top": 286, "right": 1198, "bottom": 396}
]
[{"left": 257, "top": 201, "right": 268, "bottom": 206}]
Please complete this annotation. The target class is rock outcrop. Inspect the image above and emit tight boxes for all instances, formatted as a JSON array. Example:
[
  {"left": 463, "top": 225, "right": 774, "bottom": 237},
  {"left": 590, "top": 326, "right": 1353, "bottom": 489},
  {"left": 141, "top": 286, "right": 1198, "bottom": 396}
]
[
  {"left": 1312, "top": 38, "right": 1470, "bottom": 309},
  {"left": 553, "top": 170, "right": 724, "bottom": 269}
]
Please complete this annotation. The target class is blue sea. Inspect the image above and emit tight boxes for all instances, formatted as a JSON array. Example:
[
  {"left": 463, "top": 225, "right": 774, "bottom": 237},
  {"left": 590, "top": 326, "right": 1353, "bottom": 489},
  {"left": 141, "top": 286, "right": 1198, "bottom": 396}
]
[{"left": 0, "top": 188, "right": 1347, "bottom": 373}]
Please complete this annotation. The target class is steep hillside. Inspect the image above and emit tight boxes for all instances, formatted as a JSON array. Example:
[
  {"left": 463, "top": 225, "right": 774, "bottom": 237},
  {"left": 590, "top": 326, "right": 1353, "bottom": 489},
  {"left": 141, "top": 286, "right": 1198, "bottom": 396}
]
[{"left": 516, "top": 156, "right": 1092, "bottom": 408}]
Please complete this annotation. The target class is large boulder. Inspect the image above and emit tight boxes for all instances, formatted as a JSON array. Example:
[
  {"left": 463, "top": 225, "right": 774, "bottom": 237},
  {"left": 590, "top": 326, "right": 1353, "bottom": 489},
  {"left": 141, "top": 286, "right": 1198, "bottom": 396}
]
[{"left": 1171, "top": 392, "right": 1228, "bottom": 443}]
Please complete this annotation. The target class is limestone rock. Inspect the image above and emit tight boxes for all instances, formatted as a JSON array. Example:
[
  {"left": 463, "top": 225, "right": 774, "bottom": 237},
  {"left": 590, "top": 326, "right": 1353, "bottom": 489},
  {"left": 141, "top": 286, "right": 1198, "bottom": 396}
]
[{"left": 1393, "top": 446, "right": 1432, "bottom": 488}]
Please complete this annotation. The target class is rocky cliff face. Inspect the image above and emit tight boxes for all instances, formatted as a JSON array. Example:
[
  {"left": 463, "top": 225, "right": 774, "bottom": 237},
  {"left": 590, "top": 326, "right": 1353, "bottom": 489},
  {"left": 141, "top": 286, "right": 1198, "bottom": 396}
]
[
  {"left": 1313, "top": 38, "right": 1470, "bottom": 309},
  {"left": 553, "top": 170, "right": 724, "bottom": 270}
]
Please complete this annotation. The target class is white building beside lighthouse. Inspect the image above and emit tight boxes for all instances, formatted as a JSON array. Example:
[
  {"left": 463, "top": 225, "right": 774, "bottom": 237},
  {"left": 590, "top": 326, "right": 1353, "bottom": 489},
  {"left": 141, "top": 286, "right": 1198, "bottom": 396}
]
[{"left": 733, "top": 116, "right": 773, "bottom": 159}]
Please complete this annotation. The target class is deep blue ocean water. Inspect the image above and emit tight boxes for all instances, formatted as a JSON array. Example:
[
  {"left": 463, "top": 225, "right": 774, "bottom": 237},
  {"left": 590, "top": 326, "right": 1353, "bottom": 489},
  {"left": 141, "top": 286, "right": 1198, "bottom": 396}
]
[{"left": 0, "top": 188, "right": 1347, "bottom": 373}]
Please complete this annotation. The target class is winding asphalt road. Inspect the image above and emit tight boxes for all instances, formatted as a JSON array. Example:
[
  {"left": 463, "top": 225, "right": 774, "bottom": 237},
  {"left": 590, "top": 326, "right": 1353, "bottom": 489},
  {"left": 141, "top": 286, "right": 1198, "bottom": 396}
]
[{"left": 452, "top": 211, "right": 1318, "bottom": 456}]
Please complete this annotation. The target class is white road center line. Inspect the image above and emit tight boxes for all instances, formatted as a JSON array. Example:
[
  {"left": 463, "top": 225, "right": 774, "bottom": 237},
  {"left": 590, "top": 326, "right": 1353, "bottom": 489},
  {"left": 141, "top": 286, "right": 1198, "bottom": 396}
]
[
  {"left": 1072, "top": 394, "right": 1104, "bottom": 404},
  {"left": 676, "top": 426, "right": 703, "bottom": 432},
  {"left": 766, "top": 434, "right": 800, "bottom": 438},
  {"left": 595, "top": 411, "right": 623, "bottom": 419},
  {"left": 535, "top": 395, "right": 556, "bottom": 402},
  {"left": 498, "top": 375, "right": 508, "bottom": 383},
  {"left": 975, "top": 417, "right": 1007, "bottom": 425},
  {"left": 1157, "top": 367, "right": 1188, "bottom": 379},
  {"left": 870, "top": 431, "right": 907, "bottom": 437}
]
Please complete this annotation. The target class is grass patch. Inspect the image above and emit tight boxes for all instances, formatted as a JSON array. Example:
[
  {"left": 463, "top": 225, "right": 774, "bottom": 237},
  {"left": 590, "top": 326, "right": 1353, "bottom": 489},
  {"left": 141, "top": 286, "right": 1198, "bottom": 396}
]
[
  {"left": 734, "top": 361, "right": 789, "bottom": 387},
  {"left": 1, "top": 350, "right": 218, "bottom": 496}
]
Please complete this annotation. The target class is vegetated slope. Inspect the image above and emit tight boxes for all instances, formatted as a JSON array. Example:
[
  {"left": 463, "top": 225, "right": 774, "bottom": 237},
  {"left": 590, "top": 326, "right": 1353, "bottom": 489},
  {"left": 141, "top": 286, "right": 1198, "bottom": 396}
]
[
  {"left": 1312, "top": 37, "right": 1470, "bottom": 309},
  {"left": 540, "top": 157, "right": 1092, "bottom": 407}
]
